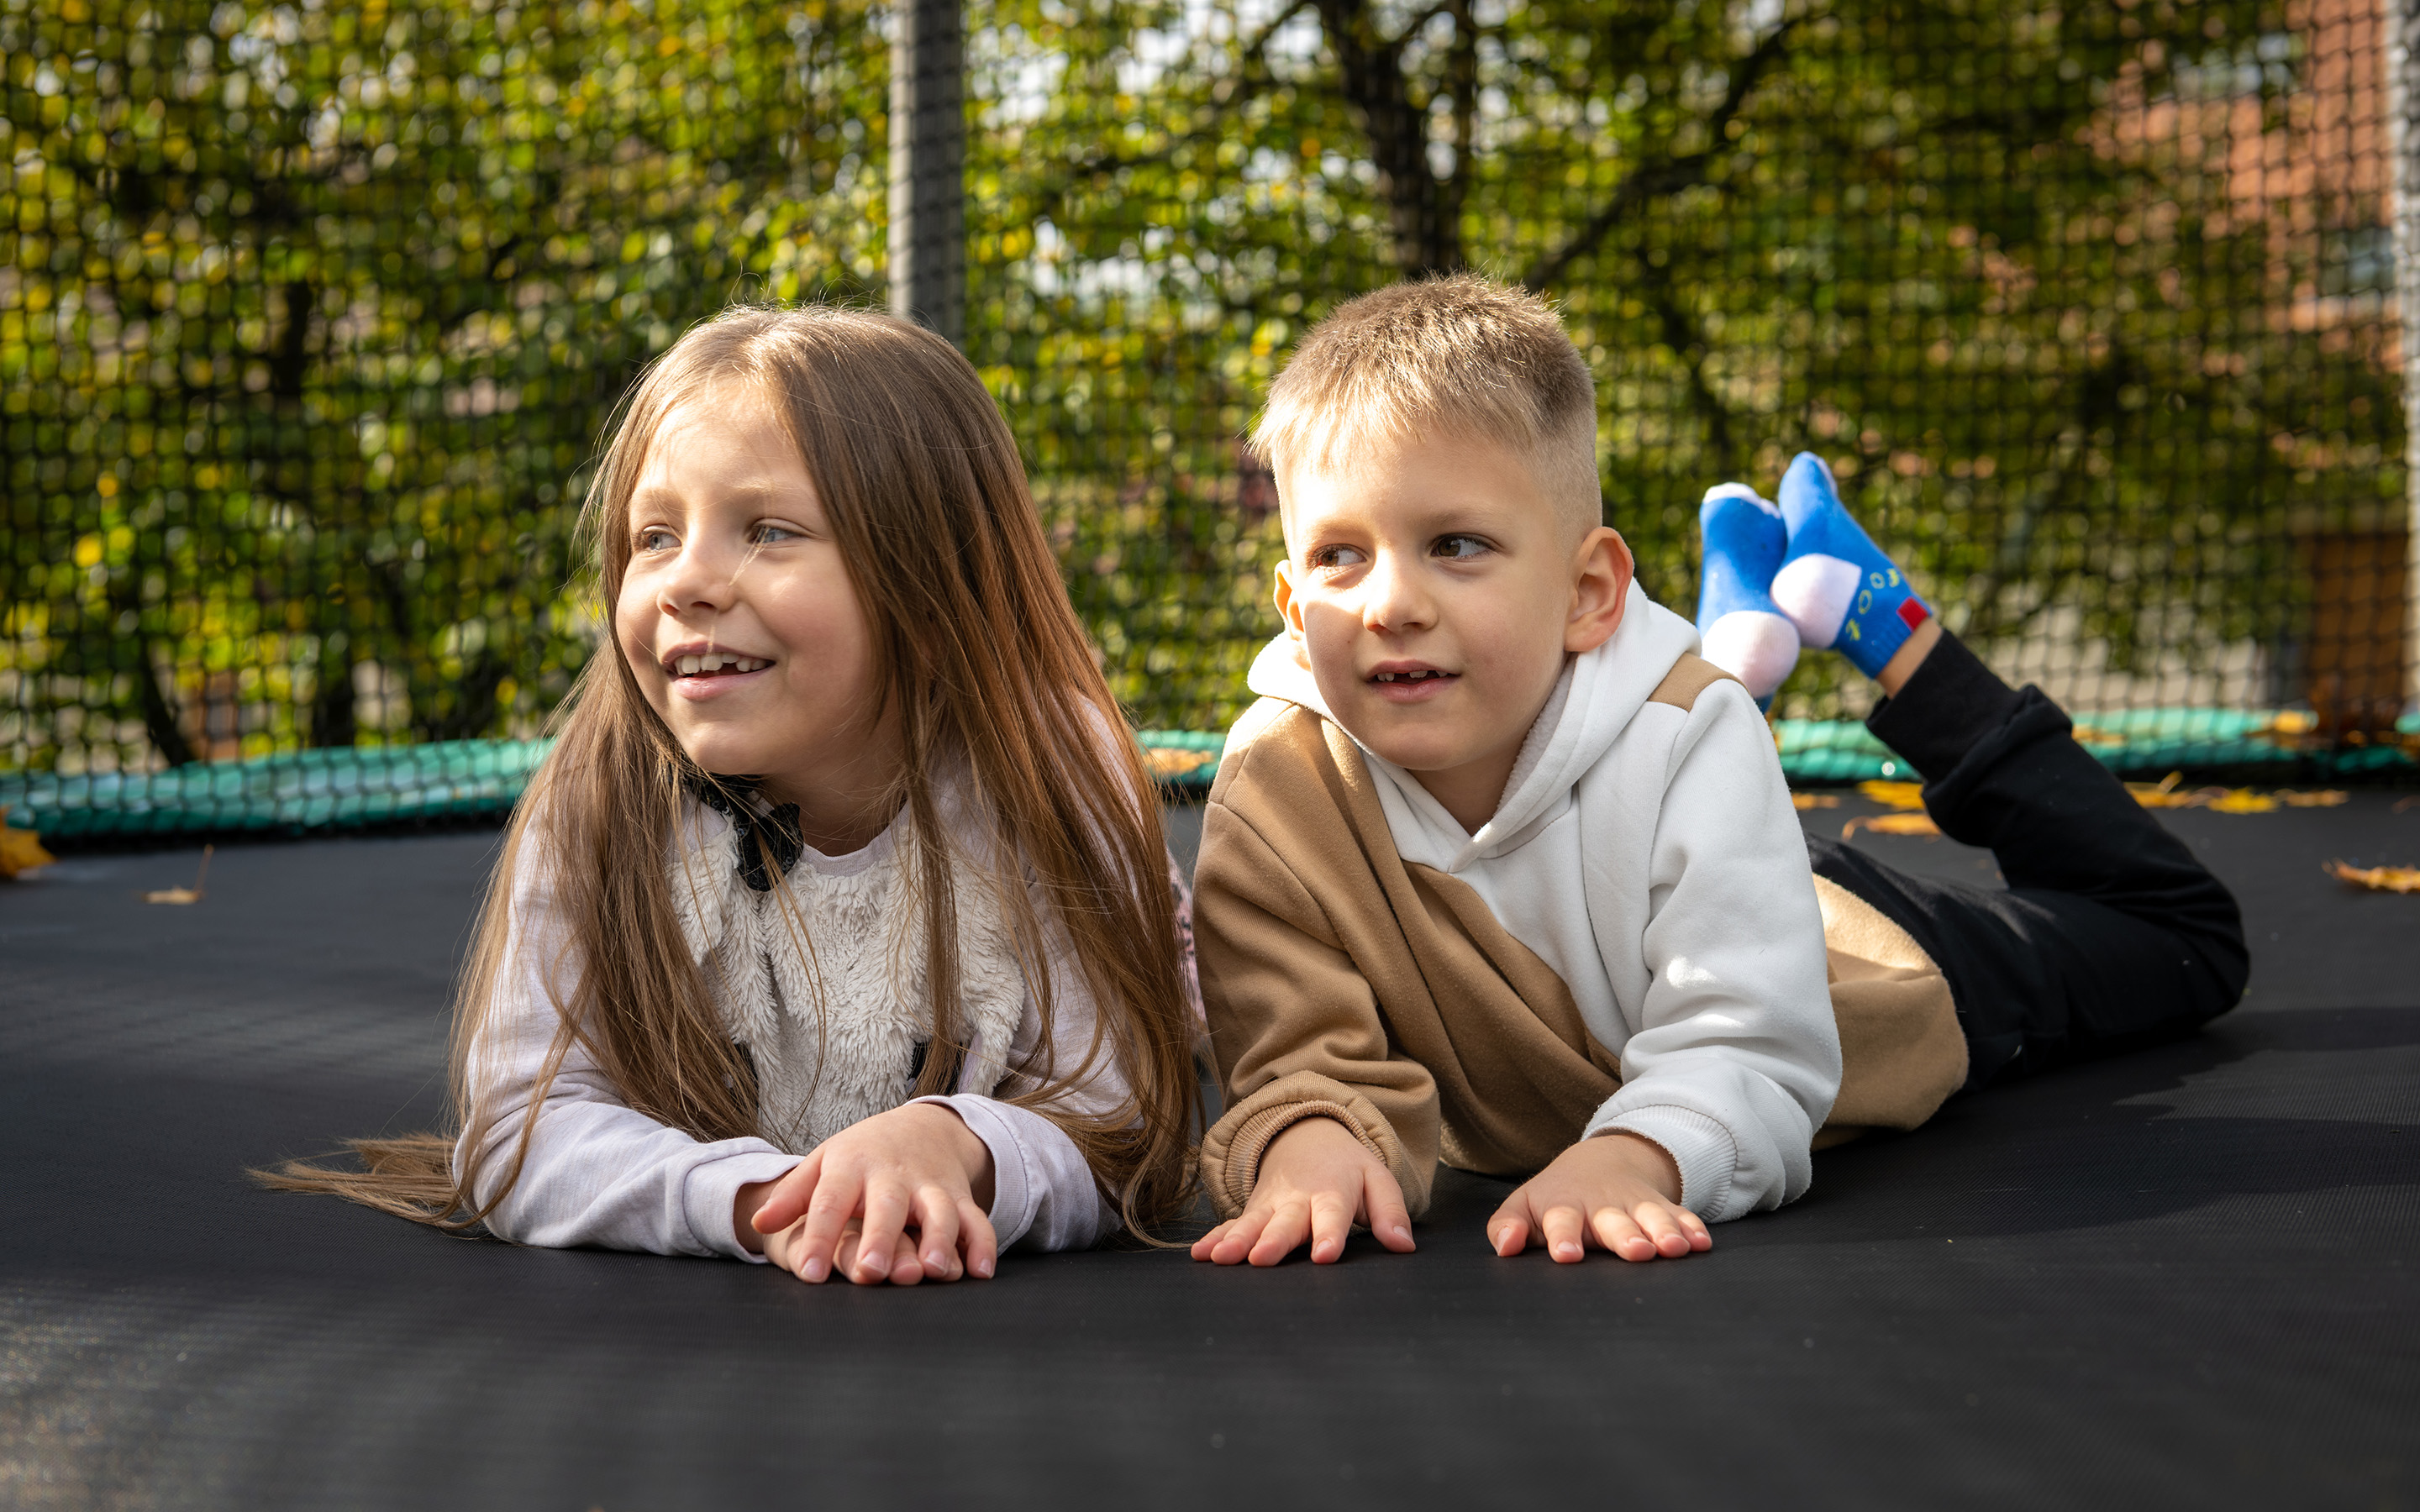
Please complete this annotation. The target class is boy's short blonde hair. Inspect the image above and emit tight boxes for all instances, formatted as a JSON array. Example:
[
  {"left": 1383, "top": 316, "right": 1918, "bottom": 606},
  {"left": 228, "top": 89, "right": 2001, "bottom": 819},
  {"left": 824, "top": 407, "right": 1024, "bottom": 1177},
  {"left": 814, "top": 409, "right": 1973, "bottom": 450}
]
[{"left": 1252, "top": 274, "right": 1602, "bottom": 542}]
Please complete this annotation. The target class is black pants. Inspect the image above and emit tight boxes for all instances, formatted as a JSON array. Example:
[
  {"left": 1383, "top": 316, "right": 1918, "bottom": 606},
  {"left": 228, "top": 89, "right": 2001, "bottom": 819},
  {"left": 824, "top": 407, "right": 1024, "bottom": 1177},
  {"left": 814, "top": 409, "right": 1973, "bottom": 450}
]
[{"left": 1807, "top": 633, "right": 2249, "bottom": 1091}]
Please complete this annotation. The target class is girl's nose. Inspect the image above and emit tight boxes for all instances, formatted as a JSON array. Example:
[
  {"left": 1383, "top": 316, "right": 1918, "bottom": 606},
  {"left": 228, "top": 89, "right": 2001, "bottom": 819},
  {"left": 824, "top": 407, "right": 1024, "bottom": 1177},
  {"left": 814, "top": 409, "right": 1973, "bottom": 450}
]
[{"left": 656, "top": 538, "right": 744, "bottom": 617}]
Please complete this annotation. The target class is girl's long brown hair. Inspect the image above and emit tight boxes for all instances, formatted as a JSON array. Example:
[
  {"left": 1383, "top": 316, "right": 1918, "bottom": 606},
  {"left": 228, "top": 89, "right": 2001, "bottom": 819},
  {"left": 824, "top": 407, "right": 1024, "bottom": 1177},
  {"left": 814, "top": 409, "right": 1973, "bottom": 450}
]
[{"left": 262, "top": 306, "right": 1201, "bottom": 1237}]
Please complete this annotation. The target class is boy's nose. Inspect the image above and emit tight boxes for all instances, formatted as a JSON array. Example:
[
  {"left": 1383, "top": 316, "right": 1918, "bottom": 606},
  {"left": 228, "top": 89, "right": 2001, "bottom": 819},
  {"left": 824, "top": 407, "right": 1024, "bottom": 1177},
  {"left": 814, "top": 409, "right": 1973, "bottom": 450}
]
[{"left": 1360, "top": 549, "right": 1435, "bottom": 633}]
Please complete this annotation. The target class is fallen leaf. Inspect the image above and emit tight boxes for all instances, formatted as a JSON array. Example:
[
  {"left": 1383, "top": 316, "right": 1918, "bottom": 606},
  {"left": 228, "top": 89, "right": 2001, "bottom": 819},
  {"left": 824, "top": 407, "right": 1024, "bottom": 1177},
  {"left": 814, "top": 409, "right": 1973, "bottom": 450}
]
[
  {"left": 2070, "top": 724, "right": 2125, "bottom": 747},
  {"left": 2394, "top": 795, "right": 2417, "bottom": 813},
  {"left": 2275, "top": 790, "right": 2349, "bottom": 808},
  {"left": 1791, "top": 792, "right": 1841, "bottom": 810},
  {"left": 1856, "top": 780, "right": 1927, "bottom": 811},
  {"left": 0, "top": 806, "right": 54, "bottom": 879},
  {"left": 2127, "top": 772, "right": 2193, "bottom": 808},
  {"left": 145, "top": 845, "right": 212, "bottom": 906},
  {"left": 2201, "top": 789, "right": 2279, "bottom": 814},
  {"left": 2325, "top": 859, "right": 2420, "bottom": 894},
  {"left": 1843, "top": 812, "right": 1941, "bottom": 839},
  {"left": 1142, "top": 748, "right": 1218, "bottom": 779}
]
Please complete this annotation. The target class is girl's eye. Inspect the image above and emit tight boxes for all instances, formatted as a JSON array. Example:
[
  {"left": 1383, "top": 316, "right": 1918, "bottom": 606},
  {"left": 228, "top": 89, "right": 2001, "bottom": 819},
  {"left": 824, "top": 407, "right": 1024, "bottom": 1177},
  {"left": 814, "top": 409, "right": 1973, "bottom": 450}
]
[
  {"left": 1310, "top": 543, "right": 1368, "bottom": 570},
  {"left": 636, "top": 528, "right": 677, "bottom": 554},
  {"left": 750, "top": 522, "right": 801, "bottom": 544},
  {"left": 1433, "top": 534, "right": 1491, "bottom": 560}
]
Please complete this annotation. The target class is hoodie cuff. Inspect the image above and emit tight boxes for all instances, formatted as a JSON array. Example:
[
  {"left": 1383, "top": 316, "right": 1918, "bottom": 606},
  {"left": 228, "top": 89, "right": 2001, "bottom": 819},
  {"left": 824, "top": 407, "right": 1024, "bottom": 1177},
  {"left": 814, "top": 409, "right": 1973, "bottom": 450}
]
[
  {"left": 681, "top": 1146, "right": 809, "bottom": 1263},
  {"left": 1583, "top": 1104, "right": 1739, "bottom": 1221}
]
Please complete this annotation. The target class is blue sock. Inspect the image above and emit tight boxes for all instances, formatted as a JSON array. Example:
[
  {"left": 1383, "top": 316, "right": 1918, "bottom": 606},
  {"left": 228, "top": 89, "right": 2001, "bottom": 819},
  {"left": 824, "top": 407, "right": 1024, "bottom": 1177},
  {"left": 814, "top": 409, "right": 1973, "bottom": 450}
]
[
  {"left": 1695, "top": 483, "right": 1799, "bottom": 709},
  {"left": 1770, "top": 452, "right": 1930, "bottom": 680}
]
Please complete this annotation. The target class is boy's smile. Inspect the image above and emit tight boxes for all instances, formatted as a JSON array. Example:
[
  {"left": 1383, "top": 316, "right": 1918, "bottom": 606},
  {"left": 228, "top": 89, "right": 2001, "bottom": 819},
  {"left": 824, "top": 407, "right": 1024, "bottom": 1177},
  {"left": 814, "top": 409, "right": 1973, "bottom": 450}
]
[{"left": 1274, "top": 433, "right": 1632, "bottom": 834}]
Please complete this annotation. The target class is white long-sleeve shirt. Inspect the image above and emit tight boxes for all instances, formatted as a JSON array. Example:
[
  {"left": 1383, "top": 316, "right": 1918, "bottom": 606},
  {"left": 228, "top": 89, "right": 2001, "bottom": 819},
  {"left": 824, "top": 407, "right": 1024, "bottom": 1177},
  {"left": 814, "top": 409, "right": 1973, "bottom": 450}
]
[{"left": 453, "top": 798, "right": 1127, "bottom": 1263}]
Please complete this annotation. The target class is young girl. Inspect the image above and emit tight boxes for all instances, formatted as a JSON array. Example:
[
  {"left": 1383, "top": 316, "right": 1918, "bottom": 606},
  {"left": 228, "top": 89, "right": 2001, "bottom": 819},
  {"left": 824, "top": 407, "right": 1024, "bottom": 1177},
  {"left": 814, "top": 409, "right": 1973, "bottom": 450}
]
[{"left": 272, "top": 306, "right": 1201, "bottom": 1284}]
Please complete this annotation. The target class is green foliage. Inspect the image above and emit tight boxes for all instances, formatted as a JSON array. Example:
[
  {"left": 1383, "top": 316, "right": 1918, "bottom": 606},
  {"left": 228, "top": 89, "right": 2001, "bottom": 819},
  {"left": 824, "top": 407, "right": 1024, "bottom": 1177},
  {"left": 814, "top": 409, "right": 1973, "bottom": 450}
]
[{"left": 3, "top": 0, "right": 2402, "bottom": 769}]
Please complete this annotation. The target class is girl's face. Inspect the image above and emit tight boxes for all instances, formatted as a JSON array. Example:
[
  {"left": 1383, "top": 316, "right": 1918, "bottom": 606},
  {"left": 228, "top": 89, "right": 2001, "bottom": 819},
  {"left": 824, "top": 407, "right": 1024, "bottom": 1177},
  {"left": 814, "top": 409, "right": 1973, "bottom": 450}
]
[{"left": 616, "top": 384, "right": 899, "bottom": 833}]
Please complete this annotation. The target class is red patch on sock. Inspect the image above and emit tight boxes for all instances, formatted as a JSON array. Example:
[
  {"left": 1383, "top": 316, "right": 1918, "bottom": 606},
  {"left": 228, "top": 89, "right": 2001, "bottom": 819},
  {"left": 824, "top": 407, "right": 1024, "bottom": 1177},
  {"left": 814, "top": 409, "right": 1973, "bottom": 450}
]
[{"left": 1898, "top": 598, "right": 1930, "bottom": 631}]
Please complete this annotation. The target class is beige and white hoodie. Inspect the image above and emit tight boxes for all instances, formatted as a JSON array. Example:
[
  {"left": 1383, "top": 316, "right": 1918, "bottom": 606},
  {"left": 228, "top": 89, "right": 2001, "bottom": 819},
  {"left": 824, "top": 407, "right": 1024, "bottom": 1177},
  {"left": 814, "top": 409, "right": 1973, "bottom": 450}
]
[{"left": 1196, "top": 582, "right": 1966, "bottom": 1224}]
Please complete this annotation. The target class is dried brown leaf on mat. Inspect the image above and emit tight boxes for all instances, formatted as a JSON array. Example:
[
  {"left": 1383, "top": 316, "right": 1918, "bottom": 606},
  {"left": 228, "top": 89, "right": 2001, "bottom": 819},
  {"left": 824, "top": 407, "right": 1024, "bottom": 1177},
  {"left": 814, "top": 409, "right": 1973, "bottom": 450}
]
[
  {"left": 145, "top": 845, "right": 213, "bottom": 906},
  {"left": 0, "top": 806, "right": 55, "bottom": 879},
  {"left": 1843, "top": 812, "right": 1941, "bottom": 839},
  {"left": 1856, "top": 780, "right": 1927, "bottom": 811},
  {"left": 2325, "top": 860, "right": 2420, "bottom": 894},
  {"left": 1791, "top": 792, "right": 1841, "bottom": 810},
  {"left": 1142, "top": 748, "right": 1218, "bottom": 780},
  {"left": 2123, "top": 771, "right": 2343, "bottom": 814}
]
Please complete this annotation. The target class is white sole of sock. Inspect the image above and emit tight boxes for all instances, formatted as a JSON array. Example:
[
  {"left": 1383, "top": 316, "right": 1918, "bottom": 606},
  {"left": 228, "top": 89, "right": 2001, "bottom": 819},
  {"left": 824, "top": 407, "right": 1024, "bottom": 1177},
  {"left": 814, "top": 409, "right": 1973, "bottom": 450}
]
[
  {"left": 1702, "top": 610, "right": 1802, "bottom": 701},
  {"left": 1770, "top": 553, "right": 1860, "bottom": 650}
]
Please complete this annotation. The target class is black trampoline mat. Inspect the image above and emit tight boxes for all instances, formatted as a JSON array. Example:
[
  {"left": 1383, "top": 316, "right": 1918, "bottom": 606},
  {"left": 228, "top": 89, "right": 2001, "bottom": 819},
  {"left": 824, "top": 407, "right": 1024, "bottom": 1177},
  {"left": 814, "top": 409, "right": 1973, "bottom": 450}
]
[{"left": 4, "top": 797, "right": 2417, "bottom": 1509}]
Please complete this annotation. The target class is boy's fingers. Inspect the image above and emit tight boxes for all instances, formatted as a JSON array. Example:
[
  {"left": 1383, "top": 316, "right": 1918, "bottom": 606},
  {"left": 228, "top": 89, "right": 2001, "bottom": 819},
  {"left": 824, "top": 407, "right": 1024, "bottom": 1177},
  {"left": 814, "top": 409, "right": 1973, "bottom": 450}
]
[
  {"left": 958, "top": 1199, "right": 997, "bottom": 1281},
  {"left": 1588, "top": 1205, "right": 1655, "bottom": 1263},
  {"left": 1487, "top": 1202, "right": 1534, "bottom": 1257},
  {"left": 1632, "top": 1202, "right": 1694, "bottom": 1258},
  {"left": 1189, "top": 1220, "right": 1237, "bottom": 1263},
  {"left": 1246, "top": 1198, "right": 1313, "bottom": 1267},
  {"left": 1208, "top": 1207, "right": 1274, "bottom": 1266},
  {"left": 1540, "top": 1205, "right": 1590, "bottom": 1263},
  {"left": 1362, "top": 1170, "right": 1417, "bottom": 1253},
  {"left": 1307, "top": 1191, "right": 1357, "bottom": 1264}
]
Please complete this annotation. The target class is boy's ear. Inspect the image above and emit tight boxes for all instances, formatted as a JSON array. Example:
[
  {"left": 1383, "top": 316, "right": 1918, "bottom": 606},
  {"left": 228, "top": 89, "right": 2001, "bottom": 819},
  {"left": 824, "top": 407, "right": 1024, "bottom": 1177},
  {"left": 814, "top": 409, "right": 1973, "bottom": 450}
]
[
  {"left": 1565, "top": 526, "right": 1634, "bottom": 655},
  {"left": 1272, "top": 559, "right": 1307, "bottom": 641}
]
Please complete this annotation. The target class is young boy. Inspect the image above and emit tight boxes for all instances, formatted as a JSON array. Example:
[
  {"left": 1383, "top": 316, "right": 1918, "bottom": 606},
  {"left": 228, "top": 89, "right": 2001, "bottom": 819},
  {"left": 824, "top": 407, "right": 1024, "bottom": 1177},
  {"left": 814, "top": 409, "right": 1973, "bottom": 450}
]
[{"left": 1189, "top": 276, "right": 2247, "bottom": 1268}]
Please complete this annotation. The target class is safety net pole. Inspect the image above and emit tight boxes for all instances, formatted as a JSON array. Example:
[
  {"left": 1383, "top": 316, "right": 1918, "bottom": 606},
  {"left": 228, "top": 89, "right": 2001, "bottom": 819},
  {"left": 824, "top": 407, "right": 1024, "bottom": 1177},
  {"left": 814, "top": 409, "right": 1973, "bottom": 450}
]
[
  {"left": 2397, "top": 0, "right": 2420, "bottom": 715},
  {"left": 889, "top": 0, "right": 965, "bottom": 348}
]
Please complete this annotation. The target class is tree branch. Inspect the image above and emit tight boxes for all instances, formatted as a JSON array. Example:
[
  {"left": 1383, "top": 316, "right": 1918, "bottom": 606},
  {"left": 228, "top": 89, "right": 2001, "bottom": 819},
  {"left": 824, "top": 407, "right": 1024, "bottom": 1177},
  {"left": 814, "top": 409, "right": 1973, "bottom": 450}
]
[{"left": 1521, "top": 17, "right": 1796, "bottom": 291}]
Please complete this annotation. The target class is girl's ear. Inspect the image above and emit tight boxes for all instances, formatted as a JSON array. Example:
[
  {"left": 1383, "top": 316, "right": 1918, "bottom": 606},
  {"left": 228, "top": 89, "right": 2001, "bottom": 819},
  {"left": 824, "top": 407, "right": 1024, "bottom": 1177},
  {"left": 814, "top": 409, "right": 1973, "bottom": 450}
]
[{"left": 1565, "top": 526, "right": 1634, "bottom": 654}]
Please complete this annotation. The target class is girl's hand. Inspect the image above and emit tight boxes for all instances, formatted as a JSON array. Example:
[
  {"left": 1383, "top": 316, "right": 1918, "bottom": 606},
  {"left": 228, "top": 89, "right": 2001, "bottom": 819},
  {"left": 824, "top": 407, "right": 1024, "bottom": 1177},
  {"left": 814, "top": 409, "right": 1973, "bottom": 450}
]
[
  {"left": 1486, "top": 1131, "right": 1712, "bottom": 1263},
  {"left": 735, "top": 1102, "right": 999, "bottom": 1285}
]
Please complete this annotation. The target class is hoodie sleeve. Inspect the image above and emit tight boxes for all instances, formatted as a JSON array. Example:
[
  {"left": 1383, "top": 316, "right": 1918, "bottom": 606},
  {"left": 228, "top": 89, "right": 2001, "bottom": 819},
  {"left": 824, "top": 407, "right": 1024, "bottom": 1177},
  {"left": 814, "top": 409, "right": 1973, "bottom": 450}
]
[{"left": 1581, "top": 678, "right": 1841, "bottom": 1221}]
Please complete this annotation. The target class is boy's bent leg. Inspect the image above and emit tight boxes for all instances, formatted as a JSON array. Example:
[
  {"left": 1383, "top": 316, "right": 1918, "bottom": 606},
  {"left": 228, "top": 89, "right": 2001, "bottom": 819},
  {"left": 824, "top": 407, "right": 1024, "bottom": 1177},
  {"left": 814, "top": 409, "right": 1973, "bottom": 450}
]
[{"left": 1809, "top": 632, "right": 2249, "bottom": 1089}]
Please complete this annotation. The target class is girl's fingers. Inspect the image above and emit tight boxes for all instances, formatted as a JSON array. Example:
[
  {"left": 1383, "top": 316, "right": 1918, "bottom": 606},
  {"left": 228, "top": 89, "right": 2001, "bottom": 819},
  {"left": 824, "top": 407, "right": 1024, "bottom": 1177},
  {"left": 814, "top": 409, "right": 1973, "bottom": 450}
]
[
  {"left": 1246, "top": 1198, "right": 1313, "bottom": 1267},
  {"left": 752, "top": 1150, "right": 824, "bottom": 1235},
  {"left": 1539, "top": 1205, "right": 1590, "bottom": 1263},
  {"left": 886, "top": 1229, "right": 924, "bottom": 1286},
  {"left": 911, "top": 1184, "right": 962, "bottom": 1280},
  {"left": 1588, "top": 1205, "right": 1655, "bottom": 1263},
  {"left": 791, "top": 1170, "right": 863, "bottom": 1284},
  {"left": 1307, "top": 1191, "right": 1357, "bottom": 1264},
  {"left": 1678, "top": 1209, "right": 1714, "bottom": 1252},
  {"left": 1362, "top": 1170, "right": 1417, "bottom": 1253},
  {"left": 957, "top": 1199, "right": 998, "bottom": 1281},
  {"left": 852, "top": 1184, "right": 914, "bottom": 1285}
]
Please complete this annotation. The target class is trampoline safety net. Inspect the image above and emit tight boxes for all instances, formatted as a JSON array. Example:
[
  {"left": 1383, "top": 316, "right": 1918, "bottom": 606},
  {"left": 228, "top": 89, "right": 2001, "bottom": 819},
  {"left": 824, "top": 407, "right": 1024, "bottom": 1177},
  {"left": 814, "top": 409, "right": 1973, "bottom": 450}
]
[{"left": 4, "top": 0, "right": 2417, "bottom": 837}]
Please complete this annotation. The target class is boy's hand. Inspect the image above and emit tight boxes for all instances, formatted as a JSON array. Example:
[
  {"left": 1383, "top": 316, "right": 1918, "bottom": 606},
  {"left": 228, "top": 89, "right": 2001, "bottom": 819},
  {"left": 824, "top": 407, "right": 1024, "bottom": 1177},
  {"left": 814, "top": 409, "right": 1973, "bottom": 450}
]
[
  {"left": 1191, "top": 1116, "right": 1416, "bottom": 1266},
  {"left": 735, "top": 1101, "right": 999, "bottom": 1285},
  {"left": 1487, "top": 1131, "right": 1712, "bottom": 1263}
]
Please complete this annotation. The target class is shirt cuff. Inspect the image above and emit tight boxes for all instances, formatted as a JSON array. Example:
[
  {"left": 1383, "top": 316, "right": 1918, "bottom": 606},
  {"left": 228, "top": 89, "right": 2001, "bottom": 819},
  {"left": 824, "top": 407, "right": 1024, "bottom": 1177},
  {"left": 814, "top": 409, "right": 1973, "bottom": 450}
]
[
  {"left": 1584, "top": 1104, "right": 1738, "bottom": 1221},
  {"left": 913, "top": 1093, "right": 1111, "bottom": 1252},
  {"left": 681, "top": 1144, "right": 808, "bottom": 1263}
]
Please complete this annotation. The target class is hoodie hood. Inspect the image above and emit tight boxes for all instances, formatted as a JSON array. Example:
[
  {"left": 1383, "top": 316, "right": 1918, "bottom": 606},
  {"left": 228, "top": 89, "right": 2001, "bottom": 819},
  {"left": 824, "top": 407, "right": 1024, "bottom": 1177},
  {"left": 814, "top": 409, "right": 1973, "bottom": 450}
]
[{"left": 1244, "top": 578, "right": 1703, "bottom": 870}]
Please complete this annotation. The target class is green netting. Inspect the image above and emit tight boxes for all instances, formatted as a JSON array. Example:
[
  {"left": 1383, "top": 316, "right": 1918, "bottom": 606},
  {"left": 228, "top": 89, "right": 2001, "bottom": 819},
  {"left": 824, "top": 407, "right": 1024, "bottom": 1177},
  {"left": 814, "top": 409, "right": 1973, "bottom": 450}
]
[
  {"left": 7, "top": 717, "right": 2409, "bottom": 841},
  {"left": 4, "top": 0, "right": 2415, "bottom": 825}
]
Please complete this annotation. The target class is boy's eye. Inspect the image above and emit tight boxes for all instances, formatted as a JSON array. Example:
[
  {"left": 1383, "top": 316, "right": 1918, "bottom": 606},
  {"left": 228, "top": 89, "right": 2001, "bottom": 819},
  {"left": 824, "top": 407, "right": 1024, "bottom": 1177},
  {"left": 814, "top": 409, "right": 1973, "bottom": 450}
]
[
  {"left": 1310, "top": 543, "right": 1368, "bottom": 570},
  {"left": 1432, "top": 534, "right": 1491, "bottom": 560}
]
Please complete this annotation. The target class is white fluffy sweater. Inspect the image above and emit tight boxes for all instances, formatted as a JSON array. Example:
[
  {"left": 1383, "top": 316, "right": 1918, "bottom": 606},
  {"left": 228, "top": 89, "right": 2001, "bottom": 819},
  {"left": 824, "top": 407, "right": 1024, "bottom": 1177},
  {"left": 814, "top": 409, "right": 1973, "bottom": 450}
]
[{"left": 454, "top": 790, "right": 1126, "bottom": 1261}]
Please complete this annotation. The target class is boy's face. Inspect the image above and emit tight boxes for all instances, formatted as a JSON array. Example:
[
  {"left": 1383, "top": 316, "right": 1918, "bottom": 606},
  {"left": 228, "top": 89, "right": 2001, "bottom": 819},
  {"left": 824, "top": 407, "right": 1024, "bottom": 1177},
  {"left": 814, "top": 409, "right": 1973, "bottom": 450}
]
[{"left": 1273, "top": 433, "right": 1632, "bottom": 831}]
